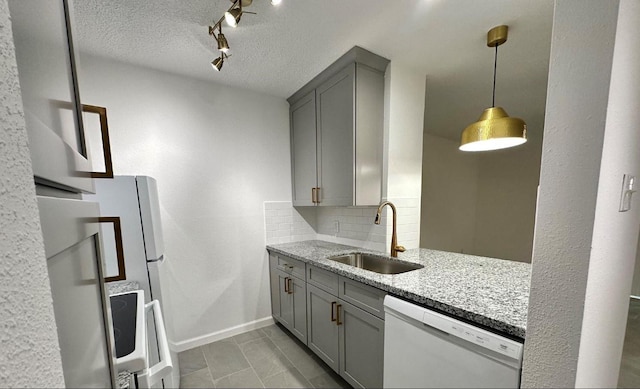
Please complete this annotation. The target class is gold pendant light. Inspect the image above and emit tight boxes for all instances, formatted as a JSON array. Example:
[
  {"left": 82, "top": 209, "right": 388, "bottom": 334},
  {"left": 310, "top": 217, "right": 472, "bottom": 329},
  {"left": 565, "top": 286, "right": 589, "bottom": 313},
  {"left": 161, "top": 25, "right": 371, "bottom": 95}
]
[{"left": 460, "top": 25, "right": 527, "bottom": 152}]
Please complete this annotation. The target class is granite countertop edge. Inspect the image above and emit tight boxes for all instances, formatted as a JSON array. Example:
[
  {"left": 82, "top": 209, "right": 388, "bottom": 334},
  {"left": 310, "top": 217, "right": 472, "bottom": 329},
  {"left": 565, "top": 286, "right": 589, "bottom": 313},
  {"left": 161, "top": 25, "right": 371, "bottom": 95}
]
[{"left": 266, "top": 240, "right": 530, "bottom": 340}]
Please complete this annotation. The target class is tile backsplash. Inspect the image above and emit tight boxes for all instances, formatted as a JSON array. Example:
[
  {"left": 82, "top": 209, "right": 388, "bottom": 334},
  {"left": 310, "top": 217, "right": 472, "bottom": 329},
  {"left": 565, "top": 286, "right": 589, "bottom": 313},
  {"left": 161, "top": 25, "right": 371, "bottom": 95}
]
[{"left": 264, "top": 198, "right": 420, "bottom": 253}]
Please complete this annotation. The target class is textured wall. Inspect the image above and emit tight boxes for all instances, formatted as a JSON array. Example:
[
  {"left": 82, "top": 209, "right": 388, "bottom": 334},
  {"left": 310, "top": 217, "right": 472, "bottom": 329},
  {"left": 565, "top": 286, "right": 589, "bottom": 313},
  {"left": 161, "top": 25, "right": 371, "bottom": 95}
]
[
  {"left": 0, "top": 0, "right": 65, "bottom": 386},
  {"left": 575, "top": 0, "right": 640, "bottom": 385},
  {"left": 521, "top": 1, "right": 619, "bottom": 387},
  {"left": 76, "top": 54, "right": 291, "bottom": 346}
]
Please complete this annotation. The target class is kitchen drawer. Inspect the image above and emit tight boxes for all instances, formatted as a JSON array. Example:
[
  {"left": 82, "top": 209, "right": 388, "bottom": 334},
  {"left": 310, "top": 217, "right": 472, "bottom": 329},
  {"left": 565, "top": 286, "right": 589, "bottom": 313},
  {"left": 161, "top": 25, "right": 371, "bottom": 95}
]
[
  {"left": 307, "top": 265, "right": 339, "bottom": 295},
  {"left": 339, "top": 276, "right": 387, "bottom": 319},
  {"left": 276, "top": 254, "right": 306, "bottom": 280}
]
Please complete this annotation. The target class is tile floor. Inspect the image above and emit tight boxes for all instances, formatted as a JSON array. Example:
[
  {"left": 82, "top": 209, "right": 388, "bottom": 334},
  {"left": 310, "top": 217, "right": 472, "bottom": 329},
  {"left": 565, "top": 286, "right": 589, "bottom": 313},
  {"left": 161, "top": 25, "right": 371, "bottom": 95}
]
[
  {"left": 178, "top": 323, "right": 351, "bottom": 388},
  {"left": 619, "top": 298, "right": 640, "bottom": 387}
]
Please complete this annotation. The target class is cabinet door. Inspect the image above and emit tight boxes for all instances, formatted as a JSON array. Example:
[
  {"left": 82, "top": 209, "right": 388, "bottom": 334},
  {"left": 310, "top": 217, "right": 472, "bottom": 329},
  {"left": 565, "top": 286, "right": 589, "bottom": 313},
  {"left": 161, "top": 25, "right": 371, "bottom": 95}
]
[
  {"left": 290, "top": 91, "right": 317, "bottom": 206},
  {"left": 307, "top": 284, "right": 340, "bottom": 372},
  {"left": 38, "top": 197, "right": 117, "bottom": 388},
  {"left": 316, "top": 64, "right": 355, "bottom": 206},
  {"left": 289, "top": 276, "right": 308, "bottom": 344},
  {"left": 338, "top": 301, "right": 384, "bottom": 389},
  {"left": 276, "top": 271, "right": 293, "bottom": 329},
  {"left": 9, "top": 0, "right": 95, "bottom": 193},
  {"left": 269, "top": 256, "right": 281, "bottom": 321},
  {"left": 276, "top": 271, "right": 307, "bottom": 344}
]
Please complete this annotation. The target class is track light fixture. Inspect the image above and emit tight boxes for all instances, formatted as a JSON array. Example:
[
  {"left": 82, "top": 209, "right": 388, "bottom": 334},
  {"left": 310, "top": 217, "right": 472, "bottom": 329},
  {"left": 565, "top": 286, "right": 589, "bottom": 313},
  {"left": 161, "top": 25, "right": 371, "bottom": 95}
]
[
  {"left": 209, "top": 25, "right": 230, "bottom": 53},
  {"left": 211, "top": 53, "right": 228, "bottom": 71},
  {"left": 208, "top": 0, "right": 282, "bottom": 72},
  {"left": 224, "top": 6, "right": 242, "bottom": 28}
]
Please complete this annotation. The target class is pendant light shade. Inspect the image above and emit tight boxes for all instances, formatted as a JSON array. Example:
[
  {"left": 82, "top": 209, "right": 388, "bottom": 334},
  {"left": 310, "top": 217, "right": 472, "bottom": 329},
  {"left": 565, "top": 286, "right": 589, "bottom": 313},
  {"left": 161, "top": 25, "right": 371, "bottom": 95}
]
[
  {"left": 460, "top": 25, "right": 527, "bottom": 152},
  {"left": 460, "top": 107, "right": 526, "bottom": 152}
]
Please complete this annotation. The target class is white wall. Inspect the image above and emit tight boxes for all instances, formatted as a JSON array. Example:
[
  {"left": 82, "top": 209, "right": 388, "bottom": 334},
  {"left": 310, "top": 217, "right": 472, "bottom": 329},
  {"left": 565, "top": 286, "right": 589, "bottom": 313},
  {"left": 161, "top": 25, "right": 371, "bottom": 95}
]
[
  {"left": 575, "top": 0, "right": 640, "bottom": 385},
  {"left": 77, "top": 54, "right": 291, "bottom": 347},
  {"left": 420, "top": 134, "right": 479, "bottom": 254},
  {"left": 383, "top": 62, "right": 426, "bottom": 251},
  {"left": 471, "top": 113, "right": 543, "bottom": 263},
  {"left": 0, "top": 0, "right": 65, "bottom": 385},
  {"left": 521, "top": 1, "right": 620, "bottom": 387},
  {"left": 421, "top": 127, "right": 542, "bottom": 263}
]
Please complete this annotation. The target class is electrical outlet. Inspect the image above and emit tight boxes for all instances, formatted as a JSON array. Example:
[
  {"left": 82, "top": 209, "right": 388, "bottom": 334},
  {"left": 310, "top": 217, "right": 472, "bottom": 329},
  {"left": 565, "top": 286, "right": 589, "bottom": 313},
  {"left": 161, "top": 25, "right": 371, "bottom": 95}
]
[
  {"left": 334, "top": 220, "right": 340, "bottom": 234},
  {"left": 619, "top": 174, "right": 636, "bottom": 212}
]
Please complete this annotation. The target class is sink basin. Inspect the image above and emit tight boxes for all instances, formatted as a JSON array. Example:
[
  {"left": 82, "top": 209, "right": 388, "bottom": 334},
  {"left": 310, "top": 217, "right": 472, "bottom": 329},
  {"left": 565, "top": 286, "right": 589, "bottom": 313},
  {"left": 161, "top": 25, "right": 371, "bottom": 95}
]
[{"left": 328, "top": 253, "right": 424, "bottom": 274}]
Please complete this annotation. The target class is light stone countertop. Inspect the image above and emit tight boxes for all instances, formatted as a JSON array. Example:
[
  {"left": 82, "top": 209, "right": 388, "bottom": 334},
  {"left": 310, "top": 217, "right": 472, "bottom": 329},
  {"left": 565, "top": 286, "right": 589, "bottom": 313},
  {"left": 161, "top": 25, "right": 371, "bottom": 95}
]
[{"left": 266, "top": 240, "right": 530, "bottom": 339}]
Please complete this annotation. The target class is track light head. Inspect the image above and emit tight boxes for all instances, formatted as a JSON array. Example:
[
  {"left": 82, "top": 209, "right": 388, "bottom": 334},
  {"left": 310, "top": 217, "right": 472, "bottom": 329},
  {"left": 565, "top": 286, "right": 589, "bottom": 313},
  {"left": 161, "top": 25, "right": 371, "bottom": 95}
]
[
  {"left": 211, "top": 56, "right": 224, "bottom": 71},
  {"left": 217, "top": 33, "right": 230, "bottom": 53},
  {"left": 271, "top": 0, "right": 282, "bottom": 5},
  {"left": 225, "top": 7, "right": 241, "bottom": 28}
]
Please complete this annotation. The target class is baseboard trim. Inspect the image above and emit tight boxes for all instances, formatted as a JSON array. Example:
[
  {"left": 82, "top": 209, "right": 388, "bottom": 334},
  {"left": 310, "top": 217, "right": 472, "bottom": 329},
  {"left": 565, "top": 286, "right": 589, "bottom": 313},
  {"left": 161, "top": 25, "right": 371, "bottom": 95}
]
[{"left": 169, "top": 316, "right": 275, "bottom": 352}]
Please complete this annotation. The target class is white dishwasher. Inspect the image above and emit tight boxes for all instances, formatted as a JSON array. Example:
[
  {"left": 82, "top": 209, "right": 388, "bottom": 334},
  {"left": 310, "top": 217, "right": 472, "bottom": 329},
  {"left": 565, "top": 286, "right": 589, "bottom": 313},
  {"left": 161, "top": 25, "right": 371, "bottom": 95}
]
[{"left": 383, "top": 295, "right": 523, "bottom": 388}]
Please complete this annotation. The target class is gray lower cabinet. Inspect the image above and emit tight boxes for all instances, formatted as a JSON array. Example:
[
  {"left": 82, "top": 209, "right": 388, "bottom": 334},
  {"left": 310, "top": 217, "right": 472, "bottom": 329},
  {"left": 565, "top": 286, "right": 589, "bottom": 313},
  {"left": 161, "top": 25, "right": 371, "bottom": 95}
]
[
  {"left": 307, "top": 284, "right": 340, "bottom": 372},
  {"left": 338, "top": 300, "right": 385, "bottom": 389},
  {"left": 306, "top": 279, "right": 384, "bottom": 388},
  {"left": 269, "top": 254, "right": 385, "bottom": 388},
  {"left": 272, "top": 268, "right": 308, "bottom": 344}
]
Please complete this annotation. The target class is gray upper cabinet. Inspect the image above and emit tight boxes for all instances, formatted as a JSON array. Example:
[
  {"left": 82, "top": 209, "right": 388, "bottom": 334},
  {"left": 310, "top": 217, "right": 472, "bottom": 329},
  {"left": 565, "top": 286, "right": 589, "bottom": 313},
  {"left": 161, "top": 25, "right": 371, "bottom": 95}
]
[
  {"left": 290, "top": 92, "right": 317, "bottom": 206},
  {"left": 316, "top": 65, "right": 355, "bottom": 206},
  {"left": 288, "top": 47, "right": 389, "bottom": 207}
]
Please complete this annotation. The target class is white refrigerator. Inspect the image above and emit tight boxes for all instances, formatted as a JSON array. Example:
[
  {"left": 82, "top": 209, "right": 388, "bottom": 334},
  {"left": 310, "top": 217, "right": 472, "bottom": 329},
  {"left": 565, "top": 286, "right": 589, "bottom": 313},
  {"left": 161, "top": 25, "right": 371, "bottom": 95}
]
[{"left": 86, "top": 176, "right": 180, "bottom": 388}]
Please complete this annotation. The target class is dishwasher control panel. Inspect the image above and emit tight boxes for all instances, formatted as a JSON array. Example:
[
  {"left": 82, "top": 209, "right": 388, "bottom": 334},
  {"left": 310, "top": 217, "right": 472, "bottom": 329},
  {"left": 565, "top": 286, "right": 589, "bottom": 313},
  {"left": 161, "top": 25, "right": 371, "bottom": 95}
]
[
  {"left": 384, "top": 295, "right": 523, "bottom": 360},
  {"left": 446, "top": 319, "right": 522, "bottom": 360}
]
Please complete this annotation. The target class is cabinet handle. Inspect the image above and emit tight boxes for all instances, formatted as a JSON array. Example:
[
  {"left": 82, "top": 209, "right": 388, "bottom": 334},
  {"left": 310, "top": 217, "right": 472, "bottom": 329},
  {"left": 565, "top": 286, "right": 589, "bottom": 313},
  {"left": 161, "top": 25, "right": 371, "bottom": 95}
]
[
  {"left": 82, "top": 105, "right": 114, "bottom": 179},
  {"left": 100, "top": 217, "right": 126, "bottom": 282},
  {"left": 284, "top": 277, "right": 289, "bottom": 293},
  {"left": 336, "top": 304, "right": 342, "bottom": 326},
  {"left": 311, "top": 188, "right": 316, "bottom": 204},
  {"left": 287, "top": 278, "right": 293, "bottom": 294},
  {"left": 315, "top": 187, "right": 321, "bottom": 204},
  {"left": 331, "top": 301, "right": 337, "bottom": 322}
]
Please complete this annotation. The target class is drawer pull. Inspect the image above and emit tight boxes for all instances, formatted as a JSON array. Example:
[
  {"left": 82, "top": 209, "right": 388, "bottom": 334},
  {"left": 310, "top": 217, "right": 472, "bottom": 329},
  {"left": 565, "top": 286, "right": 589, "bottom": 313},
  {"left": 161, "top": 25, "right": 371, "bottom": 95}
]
[{"left": 331, "top": 301, "right": 337, "bottom": 322}]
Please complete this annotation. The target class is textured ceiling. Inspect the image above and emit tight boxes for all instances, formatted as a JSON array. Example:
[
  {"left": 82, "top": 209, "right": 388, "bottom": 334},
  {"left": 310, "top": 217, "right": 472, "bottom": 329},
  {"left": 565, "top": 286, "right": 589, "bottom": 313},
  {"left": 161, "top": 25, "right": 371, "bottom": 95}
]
[{"left": 72, "top": 0, "right": 554, "bottom": 140}]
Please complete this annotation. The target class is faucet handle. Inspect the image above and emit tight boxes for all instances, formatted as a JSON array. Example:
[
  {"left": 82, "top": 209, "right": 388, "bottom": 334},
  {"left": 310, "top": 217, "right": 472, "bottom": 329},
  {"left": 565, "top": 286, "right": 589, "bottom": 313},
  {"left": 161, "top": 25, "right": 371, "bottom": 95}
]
[{"left": 395, "top": 245, "right": 406, "bottom": 253}]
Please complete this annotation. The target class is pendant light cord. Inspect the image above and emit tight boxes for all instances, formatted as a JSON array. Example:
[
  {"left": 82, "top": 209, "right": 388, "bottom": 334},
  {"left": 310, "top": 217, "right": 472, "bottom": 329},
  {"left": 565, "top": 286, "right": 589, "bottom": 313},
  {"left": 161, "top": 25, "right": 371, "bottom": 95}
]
[{"left": 492, "top": 45, "right": 498, "bottom": 107}]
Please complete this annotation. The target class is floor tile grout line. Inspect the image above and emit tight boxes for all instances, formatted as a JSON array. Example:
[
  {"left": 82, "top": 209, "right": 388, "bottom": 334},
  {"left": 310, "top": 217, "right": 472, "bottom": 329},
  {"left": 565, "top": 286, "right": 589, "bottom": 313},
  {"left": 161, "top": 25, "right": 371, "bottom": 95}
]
[
  {"left": 242, "top": 332, "right": 307, "bottom": 386},
  {"left": 262, "top": 327, "right": 320, "bottom": 387},
  {"left": 211, "top": 366, "right": 259, "bottom": 387},
  {"left": 237, "top": 337, "right": 266, "bottom": 389},
  {"left": 181, "top": 326, "right": 331, "bottom": 388},
  {"left": 198, "top": 346, "right": 218, "bottom": 388}
]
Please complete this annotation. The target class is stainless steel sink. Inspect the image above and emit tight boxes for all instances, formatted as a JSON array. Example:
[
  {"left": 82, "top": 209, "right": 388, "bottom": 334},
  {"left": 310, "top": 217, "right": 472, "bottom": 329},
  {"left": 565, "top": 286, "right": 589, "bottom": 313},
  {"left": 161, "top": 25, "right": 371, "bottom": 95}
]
[{"left": 328, "top": 253, "right": 424, "bottom": 274}]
